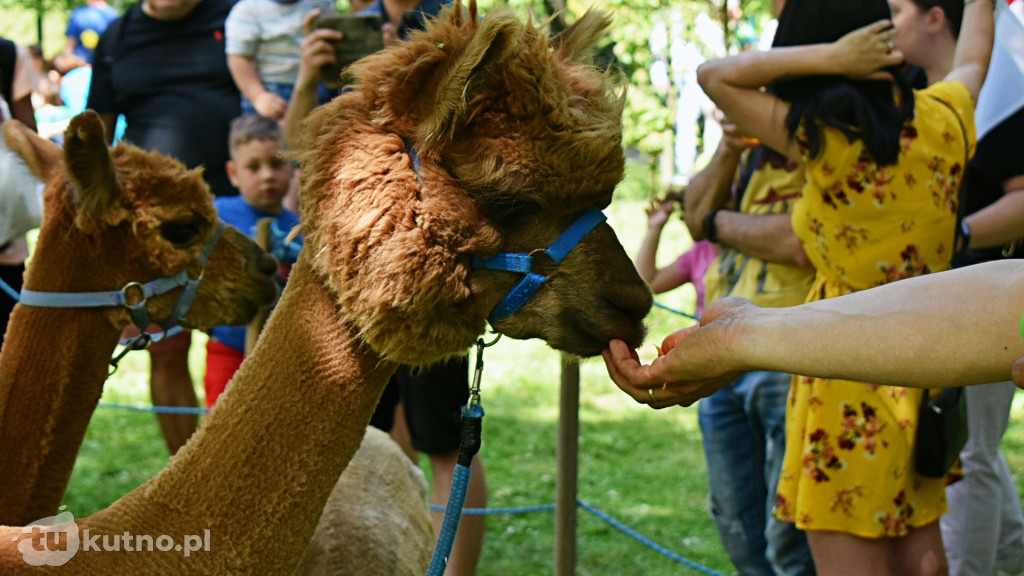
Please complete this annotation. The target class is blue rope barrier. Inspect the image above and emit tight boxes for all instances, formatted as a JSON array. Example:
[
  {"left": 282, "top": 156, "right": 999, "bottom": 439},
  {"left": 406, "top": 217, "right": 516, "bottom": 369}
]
[
  {"left": 429, "top": 503, "right": 556, "bottom": 515},
  {"left": 652, "top": 301, "right": 700, "bottom": 322},
  {"left": 577, "top": 499, "right": 728, "bottom": 576},
  {"left": 426, "top": 499, "right": 725, "bottom": 575},
  {"left": 97, "top": 402, "right": 210, "bottom": 415}
]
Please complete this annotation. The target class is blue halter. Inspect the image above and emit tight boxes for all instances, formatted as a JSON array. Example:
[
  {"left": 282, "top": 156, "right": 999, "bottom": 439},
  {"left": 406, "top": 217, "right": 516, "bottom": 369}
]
[
  {"left": 18, "top": 220, "right": 227, "bottom": 336},
  {"left": 471, "top": 208, "right": 606, "bottom": 324}
]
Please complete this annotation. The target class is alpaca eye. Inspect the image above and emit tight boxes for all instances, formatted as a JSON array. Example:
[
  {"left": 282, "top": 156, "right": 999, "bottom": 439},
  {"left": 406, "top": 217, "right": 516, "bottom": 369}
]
[{"left": 160, "top": 220, "right": 202, "bottom": 247}]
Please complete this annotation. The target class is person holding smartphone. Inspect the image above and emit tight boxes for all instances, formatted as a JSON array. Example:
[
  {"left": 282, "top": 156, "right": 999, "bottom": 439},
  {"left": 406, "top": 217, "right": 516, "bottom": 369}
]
[{"left": 225, "top": 0, "right": 335, "bottom": 119}]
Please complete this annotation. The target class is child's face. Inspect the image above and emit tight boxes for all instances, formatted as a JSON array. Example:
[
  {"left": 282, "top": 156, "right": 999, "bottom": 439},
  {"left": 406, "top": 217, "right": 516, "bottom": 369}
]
[{"left": 227, "top": 138, "right": 295, "bottom": 214}]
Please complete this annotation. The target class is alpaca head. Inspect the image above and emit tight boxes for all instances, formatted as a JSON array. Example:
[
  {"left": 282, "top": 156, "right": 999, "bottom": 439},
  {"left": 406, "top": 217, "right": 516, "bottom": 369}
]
[
  {"left": 3, "top": 111, "right": 279, "bottom": 331},
  {"left": 298, "top": 2, "right": 652, "bottom": 364}
]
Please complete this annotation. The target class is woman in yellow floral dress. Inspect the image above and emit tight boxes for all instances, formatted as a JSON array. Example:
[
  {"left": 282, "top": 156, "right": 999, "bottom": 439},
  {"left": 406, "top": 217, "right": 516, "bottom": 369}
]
[{"left": 694, "top": 0, "right": 994, "bottom": 574}]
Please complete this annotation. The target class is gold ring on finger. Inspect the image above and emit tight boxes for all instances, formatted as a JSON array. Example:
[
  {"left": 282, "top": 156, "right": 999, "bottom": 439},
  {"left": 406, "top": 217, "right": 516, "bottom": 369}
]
[{"left": 648, "top": 388, "right": 658, "bottom": 404}]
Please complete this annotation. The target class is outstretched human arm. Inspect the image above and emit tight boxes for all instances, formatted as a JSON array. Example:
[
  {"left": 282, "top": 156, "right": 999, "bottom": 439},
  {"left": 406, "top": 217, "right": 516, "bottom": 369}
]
[
  {"left": 944, "top": 0, "right": 995, "bottom": 102},
  {"left": 604, "top": 259, "right": 1024, "bottom": 408},
  {"left": 696, "top": 20, "right": 904, "bottom": 162}
]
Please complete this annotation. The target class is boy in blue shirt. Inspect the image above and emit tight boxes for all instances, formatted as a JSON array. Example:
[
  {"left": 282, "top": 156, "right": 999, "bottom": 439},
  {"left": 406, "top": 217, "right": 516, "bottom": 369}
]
[{"left": 206, "top": 114, "right": 301, "bottom": 407}]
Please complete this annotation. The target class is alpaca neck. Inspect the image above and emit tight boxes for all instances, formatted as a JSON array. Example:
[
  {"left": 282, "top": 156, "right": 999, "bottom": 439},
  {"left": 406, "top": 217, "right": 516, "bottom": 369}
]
[
  {"left": 86, "top": 257, "right": 396, "bottom": 573},
  {"left": 0, "top": 238, "right": 123, "bottom": 526}
]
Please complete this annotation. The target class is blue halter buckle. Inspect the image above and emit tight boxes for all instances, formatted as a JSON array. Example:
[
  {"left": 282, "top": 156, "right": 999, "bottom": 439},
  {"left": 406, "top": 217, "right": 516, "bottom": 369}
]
[{"left": 472, "top": 208, "right": 606, "bottom": 324}]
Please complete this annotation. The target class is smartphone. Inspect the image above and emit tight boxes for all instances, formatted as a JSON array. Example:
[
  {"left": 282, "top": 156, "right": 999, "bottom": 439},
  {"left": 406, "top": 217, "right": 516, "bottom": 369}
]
[{"left": 312, "top": 12, "right": 385, "bottom": 87}]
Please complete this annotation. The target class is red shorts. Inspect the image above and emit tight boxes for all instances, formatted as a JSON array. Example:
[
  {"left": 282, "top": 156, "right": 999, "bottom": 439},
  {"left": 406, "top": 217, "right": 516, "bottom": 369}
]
[{"left": 204, "top": 339, "right": 244, "bottom": 408}]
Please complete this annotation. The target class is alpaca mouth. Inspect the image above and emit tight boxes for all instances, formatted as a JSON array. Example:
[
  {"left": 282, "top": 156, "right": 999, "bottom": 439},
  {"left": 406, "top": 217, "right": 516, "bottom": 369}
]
[{"left": 554, "top": 310, "right": 647, "bottom": 358}]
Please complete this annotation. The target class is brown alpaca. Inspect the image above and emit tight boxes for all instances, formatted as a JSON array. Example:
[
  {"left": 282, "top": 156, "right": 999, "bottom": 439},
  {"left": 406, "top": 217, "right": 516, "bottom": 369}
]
[
  {"left": 0, "top": 3, "right": 651, "bottom": 573},
  {"left": 0, "top": 113, "right": 279, "bottom": 526}
]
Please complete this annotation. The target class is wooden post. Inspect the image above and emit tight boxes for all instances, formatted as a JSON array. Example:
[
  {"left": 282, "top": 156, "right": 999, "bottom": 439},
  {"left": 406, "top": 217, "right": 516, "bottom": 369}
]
[
  {"left": 245, "top": 218, "right": 274, "bottom": 354},
  {"left": 555, "top": 354, "right": 579, "bottom": 576}
]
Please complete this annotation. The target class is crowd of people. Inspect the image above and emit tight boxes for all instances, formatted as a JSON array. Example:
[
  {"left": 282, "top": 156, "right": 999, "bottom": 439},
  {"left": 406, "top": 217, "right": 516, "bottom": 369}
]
[
  {"left": 616, "top": 0, "right": 1024, "bottom": 575},
  {"left": 2, "top": 0, "right": 1024, "bottom": 574}
]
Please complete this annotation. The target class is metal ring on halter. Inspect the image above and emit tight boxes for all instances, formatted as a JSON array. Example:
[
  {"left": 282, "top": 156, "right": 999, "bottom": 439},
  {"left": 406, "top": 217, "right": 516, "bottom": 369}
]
[
  {"left": 120, "top": 281, "right": 147, "bottom": 306},
  {"left": 478, "top": 332, "right": 502, "bottom": 348},
  {"left": 648, "top": 388, "right": 658, "bottom": 404}
]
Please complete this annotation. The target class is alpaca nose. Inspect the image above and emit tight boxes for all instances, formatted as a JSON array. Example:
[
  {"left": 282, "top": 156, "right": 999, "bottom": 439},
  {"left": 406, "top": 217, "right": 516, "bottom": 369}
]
[{"left": 606, "top": 279, "right": 654, "bottom": 324}]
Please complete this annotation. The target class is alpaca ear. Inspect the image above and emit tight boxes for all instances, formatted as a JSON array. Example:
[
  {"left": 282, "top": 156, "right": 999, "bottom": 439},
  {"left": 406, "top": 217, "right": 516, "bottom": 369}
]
[
  {"left": 417, "top": 8, "right": 522, "bottom": 147},
  {"left": 3, "top": 118, "right": 61, "bottom": 181},
  {"left": 63, "top": 110, "right": 121, "bottom": 222},
  {"left": 551, "top": 10, "right": 612, "bottom": 63}
]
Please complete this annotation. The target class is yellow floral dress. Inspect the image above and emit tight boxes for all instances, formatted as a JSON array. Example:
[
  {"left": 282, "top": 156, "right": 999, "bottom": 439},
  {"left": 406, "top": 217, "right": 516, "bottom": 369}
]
[{"left": 775, "top": 81, "right": 975, "bottom": 538}]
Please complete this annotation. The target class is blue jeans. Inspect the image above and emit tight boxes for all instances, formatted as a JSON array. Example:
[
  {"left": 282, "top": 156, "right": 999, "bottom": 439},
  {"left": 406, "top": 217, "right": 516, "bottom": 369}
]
[{"left": 698, "top": 371, "right": 815, "bottom": 576}]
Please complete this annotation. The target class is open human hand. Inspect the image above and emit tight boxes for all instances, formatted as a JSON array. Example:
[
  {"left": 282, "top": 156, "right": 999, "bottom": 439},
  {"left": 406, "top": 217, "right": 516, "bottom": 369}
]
[
  {"left": 644, "top": 197, "right": 675, "bottom": 229},
  {"left": 602, "top": 298, "right": 756, "bottom": 408},
  {"left": 832, "top": 19, "right": 905, "bottom": 81}
]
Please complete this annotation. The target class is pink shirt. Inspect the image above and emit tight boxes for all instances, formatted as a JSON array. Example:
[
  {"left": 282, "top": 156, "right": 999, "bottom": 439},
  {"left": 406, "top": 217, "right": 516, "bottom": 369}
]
[{"left": 674, "top": 240, "right": 717, "bottom": 317}]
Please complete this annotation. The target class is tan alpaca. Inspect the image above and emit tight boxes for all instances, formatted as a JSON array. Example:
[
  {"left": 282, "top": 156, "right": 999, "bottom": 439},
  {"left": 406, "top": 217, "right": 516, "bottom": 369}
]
[
  {"left": 0, "top": 3, "right": 652, "bottom": 573},
  {"left": 293, "top": 426, "right": 434, "bottom": 576},
  {"left": 0, "top": 114, "right": 280, "bottom": 526}
]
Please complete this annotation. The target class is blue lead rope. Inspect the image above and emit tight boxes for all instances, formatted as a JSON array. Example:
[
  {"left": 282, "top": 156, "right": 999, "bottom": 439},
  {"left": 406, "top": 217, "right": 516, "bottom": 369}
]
[
  {"left": 426, "top": 335, "right": 497, "bottom": 576},
  {"left": 427, "top": 402, "right": 484, "bottom": 576}
]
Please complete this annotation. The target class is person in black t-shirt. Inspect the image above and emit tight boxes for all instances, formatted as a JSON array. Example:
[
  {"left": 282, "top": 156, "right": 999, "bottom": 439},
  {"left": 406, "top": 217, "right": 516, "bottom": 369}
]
[
  {"left": 89, "top": 0, "right": 239, "bottom": 199},
  {"left": 87, "top": 0, "right": 241, "bottom": 456}
]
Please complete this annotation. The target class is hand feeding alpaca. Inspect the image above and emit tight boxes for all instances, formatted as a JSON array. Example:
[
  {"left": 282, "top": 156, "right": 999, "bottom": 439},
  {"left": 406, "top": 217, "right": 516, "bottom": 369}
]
[
  {"left": 0, "top": 113, "right": 280, "bottom": 527},
  {"left": 0, "top": 3, "right": 651, "bottom": 573}
]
